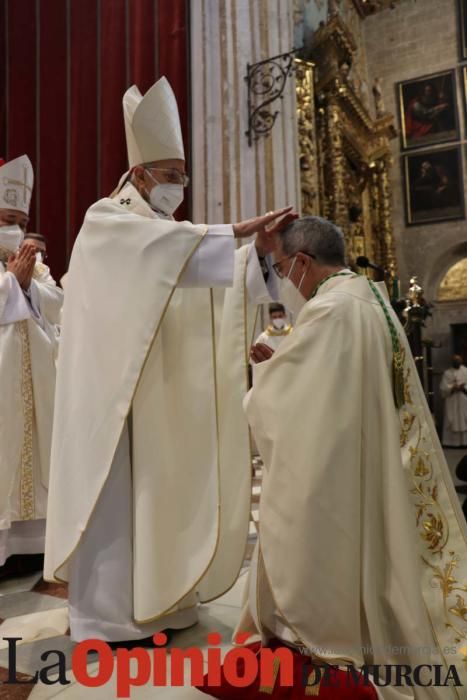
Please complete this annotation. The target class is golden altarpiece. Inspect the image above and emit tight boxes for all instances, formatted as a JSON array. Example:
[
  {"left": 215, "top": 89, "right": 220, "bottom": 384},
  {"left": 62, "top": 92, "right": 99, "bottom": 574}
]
[{"left": 295, "top": 13, "right": 397, "bottom": 275}]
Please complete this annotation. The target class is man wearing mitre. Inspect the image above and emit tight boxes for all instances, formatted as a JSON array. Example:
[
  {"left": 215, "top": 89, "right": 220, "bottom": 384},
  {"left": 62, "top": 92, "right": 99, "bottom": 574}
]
[
  {"left": 201, "top": 216, "right": 467, "bottom": 699},
  {"left": 0, "top": 155, "right": 63, "bottom": 575},
  {"left": 44, "top": 76, "right": 293, "bottom": 645}
]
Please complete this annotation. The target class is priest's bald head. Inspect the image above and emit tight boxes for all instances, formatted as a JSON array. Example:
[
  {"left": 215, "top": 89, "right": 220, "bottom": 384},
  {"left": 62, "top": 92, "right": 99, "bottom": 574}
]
[
  {"left": 273, "top": 216, "right": 346, "bottom": 312},
  {"left": 122, "top": 77, "right": 188, "bottom": 216}
]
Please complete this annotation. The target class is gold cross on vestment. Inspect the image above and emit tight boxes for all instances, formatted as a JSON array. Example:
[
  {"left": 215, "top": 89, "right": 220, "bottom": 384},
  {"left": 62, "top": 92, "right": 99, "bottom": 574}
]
[{"left": 3, "top": 166, "right": 32, "bottom": 204}]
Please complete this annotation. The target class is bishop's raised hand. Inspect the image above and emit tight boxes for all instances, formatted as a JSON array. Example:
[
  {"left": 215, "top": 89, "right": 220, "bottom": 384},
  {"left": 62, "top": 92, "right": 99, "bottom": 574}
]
[
  {"left": 232, "top": 207, "right": 294, "bottom": 241},
  {"left": 255, "top": 210, "right": 298, "bottom": 257}
]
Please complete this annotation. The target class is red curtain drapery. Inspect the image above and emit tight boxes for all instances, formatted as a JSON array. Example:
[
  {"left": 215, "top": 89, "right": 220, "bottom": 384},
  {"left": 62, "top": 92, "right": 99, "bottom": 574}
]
[{"left": 1, "top": 0, "right": 190, "bottom": 280}]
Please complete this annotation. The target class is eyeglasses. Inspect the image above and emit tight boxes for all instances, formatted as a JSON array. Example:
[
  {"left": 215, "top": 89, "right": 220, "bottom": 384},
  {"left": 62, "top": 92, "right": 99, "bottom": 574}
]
[
  {"left": 147, "top": 168, "right": 190, "bottom": 188},
  {"left": 272, "top": 252, "right": 315, "bottom": 278},
  {"left": 272, "top": 255, "right": 294, "bottom": 279}
]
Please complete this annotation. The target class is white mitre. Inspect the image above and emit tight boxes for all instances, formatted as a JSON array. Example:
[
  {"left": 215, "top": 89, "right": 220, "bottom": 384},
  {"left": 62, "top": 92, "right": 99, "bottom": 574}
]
[
  {"left": 123, "top": 76, "right": 185, "bottom": 167},
  {"left": 0, "top": 155, "right": 34, "bottom": 214}
]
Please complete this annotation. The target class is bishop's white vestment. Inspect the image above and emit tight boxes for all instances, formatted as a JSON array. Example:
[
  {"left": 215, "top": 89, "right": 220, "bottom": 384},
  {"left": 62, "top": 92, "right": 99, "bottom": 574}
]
[
  {"left": 0, "top": 262, "right": 63, "bottom": 565},
  {"left": 44, "top": 183, "right": 274, "bottom": 641},
  {"left": 236, "top": 273, "right": 467, "bottom": 700},
  {"left": 440, "top": 365, "right": 467, "bottom": 447}
]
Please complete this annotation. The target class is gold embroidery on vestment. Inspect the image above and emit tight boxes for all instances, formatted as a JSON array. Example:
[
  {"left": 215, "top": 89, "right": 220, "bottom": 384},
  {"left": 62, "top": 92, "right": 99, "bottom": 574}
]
[
  {"left": 305, "top": 668, "right": 321, "bottom": 695},
  {"left": 398, "top": 354, "right": 467, "bottom": 654},
  {"left": 259, "top": 657, "right": 281, "bottom": 694},
  {"left": 17, "top": 320, "right": 35, "bottom": 520}
]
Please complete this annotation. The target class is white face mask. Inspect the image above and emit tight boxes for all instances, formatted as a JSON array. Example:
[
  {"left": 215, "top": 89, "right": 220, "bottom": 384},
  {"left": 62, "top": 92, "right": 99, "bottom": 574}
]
[
  {"left": 146, "top": 171, "right": 184, "bottom": 216},
  {"left": 0, "top": 225, "right": 24, "bottom": 254},
  {"left": 35, "top": 252, "right": 44, "bottom": 263},
  {"left": 279, "top": 257, "right": 307, "bottom": 318},
  {"left": 272, "top": 318, "right": 286, "bottom": 330}
]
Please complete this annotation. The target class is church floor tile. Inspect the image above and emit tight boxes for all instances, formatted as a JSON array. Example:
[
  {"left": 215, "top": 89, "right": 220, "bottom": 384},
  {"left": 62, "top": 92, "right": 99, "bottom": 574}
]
[
  {"left": 0, "top": 575, "right": 43, "bottom": 599},
  {"left": 31, "top": 583, "right": 67, "bottom": 601},
  {"left": 0, "top": 635, "right": 76, "bottom": 677},
  {"left": 0, "top": 667, "right": 35, "bottom": 700},
  {"left": 0, "top": 593, "right": 68, "bottom": 621}
]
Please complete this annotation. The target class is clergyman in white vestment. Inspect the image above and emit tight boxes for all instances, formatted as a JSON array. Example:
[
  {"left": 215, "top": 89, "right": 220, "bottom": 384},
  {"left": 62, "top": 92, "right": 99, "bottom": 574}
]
[
  {"left": 44, "top": 76, "right": 294, "bottom": 644},
  {"left": 236, "top": 216, "right": 467, "bottom": 699},
  {"left": 440, "top": 356, "right": 467, "bottom": 447},
  {"left": 0, "top": 155, "right": 63, "bottom": 568},
  {"left": 253, "top": 303, "right": 293, "bottom": 353}
]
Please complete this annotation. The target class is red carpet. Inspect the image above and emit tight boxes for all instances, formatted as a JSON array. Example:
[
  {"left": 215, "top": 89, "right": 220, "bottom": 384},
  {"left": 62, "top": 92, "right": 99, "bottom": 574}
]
[{"left": 197, "top": 640, "right": 377, "bottom": 699}]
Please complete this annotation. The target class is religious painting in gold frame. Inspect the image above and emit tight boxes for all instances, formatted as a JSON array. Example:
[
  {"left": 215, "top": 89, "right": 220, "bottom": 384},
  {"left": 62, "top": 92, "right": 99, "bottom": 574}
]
[
  {"left": 397, "top": 70, "right": 460, "bottom": 151},
  {"left": 403, "top": 145, "right": 465, "bottom": 226}
]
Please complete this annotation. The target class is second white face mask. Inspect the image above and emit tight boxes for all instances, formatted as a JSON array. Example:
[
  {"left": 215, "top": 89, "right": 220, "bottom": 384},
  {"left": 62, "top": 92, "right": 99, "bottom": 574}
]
[
  {"left": 272, "top": 318, "right": 286, "bottom": 330},
  {"left": 0, "top": 225, "right": 24, "bottom": 253},
  {"left": 279, "top": 258, "right": 306, "bottom": 318}
]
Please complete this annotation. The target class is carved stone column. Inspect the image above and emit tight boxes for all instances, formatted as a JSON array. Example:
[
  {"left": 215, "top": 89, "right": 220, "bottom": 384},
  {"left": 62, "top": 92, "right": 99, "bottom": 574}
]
[
  {"left": 376, "top": 156, "right": 396, "bottom": 272},
  {"left": 316, "top": 100, "right": 328, "bottom": 219},
  {"left": 369, "top": 163, "right": 382, "bottom": 264},
  {"left": 325, "top": 97, "right": 348, "bottom": 233},
  {"left": 295, "top": 59, "right": 319, "bottom": 216}
]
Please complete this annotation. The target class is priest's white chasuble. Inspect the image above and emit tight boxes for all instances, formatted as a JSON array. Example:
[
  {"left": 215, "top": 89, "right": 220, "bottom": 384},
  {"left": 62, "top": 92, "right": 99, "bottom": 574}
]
[
  {"left": 254, "top": 324, "right": 293, "bottom": 352},
  {"left": 44, "top": 183, "right": 272, "bottom": 641},
  {"left": 0, "top": 262, "right": 63, "bottom": 565},
  {"left": 236, "top": 274, "right": 467, "bottom": 700},
  {"left": 440, "top": 365, "right": 467, "bottom": 447}
]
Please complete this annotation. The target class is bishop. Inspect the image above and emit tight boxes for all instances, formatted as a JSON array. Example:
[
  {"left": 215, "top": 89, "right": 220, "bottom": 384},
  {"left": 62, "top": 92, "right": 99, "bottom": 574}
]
[
  {"left": 44, "top": 77, "right": 293, "bottom": 644},
  {"left": 0, "top": 155, "right": 63, "bottom": 574}
]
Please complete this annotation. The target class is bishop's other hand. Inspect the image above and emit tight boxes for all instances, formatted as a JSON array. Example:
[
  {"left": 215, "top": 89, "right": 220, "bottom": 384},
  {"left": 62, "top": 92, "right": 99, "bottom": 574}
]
[{"left": 250, "top": 342, "right": 275, "bottom": 364}]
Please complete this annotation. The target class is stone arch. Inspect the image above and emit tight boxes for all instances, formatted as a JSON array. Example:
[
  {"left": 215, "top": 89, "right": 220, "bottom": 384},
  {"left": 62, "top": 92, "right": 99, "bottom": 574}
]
[
  {"left": 437, "top": 258, "right": 467, "bottom": 301},
  {"left": 424, "top": 241, "right": 467, "bottom": 302}
]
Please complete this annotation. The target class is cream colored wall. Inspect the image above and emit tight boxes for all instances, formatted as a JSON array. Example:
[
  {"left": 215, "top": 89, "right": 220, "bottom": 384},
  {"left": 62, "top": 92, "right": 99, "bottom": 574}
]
[{"left": 190, "top": 0, "right": 301, "bottom": 225}]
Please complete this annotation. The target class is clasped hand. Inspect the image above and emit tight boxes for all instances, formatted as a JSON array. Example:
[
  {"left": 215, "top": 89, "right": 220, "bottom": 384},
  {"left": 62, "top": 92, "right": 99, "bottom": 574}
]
[{"left": 6, "top": 243, "right": 36, "bottom": 290}]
